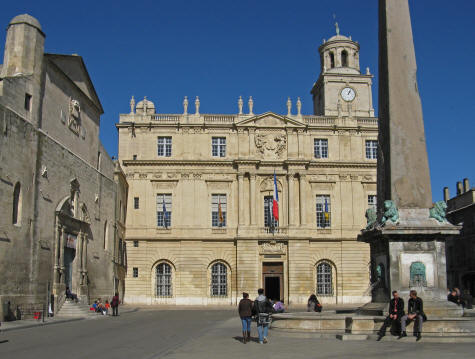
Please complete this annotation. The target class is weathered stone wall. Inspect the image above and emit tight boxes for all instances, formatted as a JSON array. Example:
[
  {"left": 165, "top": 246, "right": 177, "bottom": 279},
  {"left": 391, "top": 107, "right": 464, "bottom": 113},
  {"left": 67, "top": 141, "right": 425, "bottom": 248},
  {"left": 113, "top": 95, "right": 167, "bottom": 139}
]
[{"left": 0, "top": 104, "right": 40, "bottom": 319}]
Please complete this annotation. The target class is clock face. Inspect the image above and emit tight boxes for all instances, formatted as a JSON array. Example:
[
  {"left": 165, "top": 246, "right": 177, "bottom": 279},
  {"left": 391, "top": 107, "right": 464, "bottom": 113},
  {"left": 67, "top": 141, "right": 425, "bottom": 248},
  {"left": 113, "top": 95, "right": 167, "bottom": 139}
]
[{"left": 341, "top": 87, "right": 356, "bottom": 102}]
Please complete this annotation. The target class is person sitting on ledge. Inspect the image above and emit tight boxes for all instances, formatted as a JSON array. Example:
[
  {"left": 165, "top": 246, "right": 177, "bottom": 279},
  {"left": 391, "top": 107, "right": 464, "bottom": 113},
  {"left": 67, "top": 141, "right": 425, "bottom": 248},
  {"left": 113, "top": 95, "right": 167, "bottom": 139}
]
[
  {"left": 399, "top": 290, "right": 426, "bottom": 341},
  {"left": 448, "top": 288, "right": 462, "bottom": 306},
  {"left": 273, "top": 299, "right": 285, "bottom": 313},
  {"left": 65, "top": 287, "right": 78, "bottom": 302},
  {"left": 377, "top": 290, "right": 404, "bottom": 341},
  {"left": 307, "top": 294, "right": 322, "bottom": 313}
]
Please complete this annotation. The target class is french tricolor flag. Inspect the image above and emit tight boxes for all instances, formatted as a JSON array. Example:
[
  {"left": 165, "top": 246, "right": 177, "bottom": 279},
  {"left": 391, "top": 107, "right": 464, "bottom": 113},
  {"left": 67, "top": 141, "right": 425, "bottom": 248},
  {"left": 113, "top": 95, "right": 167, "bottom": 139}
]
[{"left": 273, "top": 171, "right": 279, "bottom": 222}]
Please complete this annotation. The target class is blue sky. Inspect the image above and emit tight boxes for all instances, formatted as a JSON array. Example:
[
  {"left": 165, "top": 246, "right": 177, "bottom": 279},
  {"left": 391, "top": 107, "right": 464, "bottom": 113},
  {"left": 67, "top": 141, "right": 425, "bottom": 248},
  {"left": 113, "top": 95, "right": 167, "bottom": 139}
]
[{"left": 1, "top": 0, "right": 473, "bottom": 202}]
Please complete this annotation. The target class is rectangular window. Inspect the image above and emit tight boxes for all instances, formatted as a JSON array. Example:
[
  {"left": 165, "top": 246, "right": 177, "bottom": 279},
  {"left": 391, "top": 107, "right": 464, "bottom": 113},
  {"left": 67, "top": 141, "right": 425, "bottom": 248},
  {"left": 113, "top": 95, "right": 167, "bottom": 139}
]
[
  {"left": 157, "top": 194, "right": 172, "bottom": 228},
  {"left": 365, "top": 140, "right": 378, "bottom": 159},
  {"left": 134, "top": 197, "right": 139, "bottom": 209},
  {"left": 24, "top": 93, "right": 32, "bottom": 112},
  {"left": 264, "top": 196, "right": 278, "bottom": 229},
  {"left": 133, "top": 267, "right": 138, "bottom": 278},
  {"left": 133, "top": 154, "right": 137, "bottom": 160},
  {"left": 211, "top": 194, "right": 227, "bottom": 227},
  {"left": 314, "top": 139, "right": 328, "bottom": 159},
  {"left": 212, "top": 137, "right": 226, "bottom": 157},
  {"left": 133, "top": 240, "right": 139, "bottom": 247},
  {"left": 157, "top": 137, "right": 172, "bottom": 157},
  {"left": 316, "top": 195, "right": 331, "bottom": 228},
  {"left": 368, "top": 195, "right": 377, "bottom": 210}
]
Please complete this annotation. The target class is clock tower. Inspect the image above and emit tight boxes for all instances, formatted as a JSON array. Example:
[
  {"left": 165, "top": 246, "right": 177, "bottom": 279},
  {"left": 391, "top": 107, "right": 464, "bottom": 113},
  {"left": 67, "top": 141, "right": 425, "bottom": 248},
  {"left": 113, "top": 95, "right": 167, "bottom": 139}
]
[{"left": 311, "top": 27, "right": 375, "bottom": 117}]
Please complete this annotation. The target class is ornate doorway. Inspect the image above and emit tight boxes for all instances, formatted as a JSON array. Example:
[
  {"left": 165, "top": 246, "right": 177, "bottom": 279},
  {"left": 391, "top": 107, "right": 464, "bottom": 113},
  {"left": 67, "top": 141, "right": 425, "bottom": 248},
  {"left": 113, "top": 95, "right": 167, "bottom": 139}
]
[{"left": 263, "top": 262, "right": 283, "bottom": 301}]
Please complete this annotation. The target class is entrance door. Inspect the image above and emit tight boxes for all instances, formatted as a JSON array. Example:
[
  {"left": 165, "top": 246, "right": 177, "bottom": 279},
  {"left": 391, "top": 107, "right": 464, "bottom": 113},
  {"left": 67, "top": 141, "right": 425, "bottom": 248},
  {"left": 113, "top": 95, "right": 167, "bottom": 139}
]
[
  {"left": 262, "top": 262, "right": 284, "bottom": 301},
  {"left": 63, "top": 247, "right": 76, "bottom": 289}
]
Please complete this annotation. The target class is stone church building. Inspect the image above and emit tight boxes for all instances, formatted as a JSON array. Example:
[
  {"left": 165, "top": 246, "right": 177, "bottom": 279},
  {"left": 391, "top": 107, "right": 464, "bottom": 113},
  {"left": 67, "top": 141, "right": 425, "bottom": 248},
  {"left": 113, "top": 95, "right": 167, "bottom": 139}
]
[
  {"left": 118, "top": 31, "right": 378, "bottom": 305},
  {"left": 0, "top": 15, "right": 127, "bottom": 318}
]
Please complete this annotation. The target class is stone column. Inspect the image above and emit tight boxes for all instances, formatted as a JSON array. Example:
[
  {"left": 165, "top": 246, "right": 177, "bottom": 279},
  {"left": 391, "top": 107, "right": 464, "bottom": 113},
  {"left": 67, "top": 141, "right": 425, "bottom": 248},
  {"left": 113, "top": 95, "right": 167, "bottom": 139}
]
[
  {"left": 250, "top": 174, "right": 256, "bottom": 226},
  {"left": 238, "top": 174, "right": 245, "bottom": 225},
  {"left": 77, "top": 231, "right": 83, "bottom": 277},
  {"left": 59, "top": 226, "right": 65, "bottom": 283},
  {"left": 282, "top": 175, "right": 288, "bottom": 227},
  {"left": 288, "top": 175, "right": 295, "bottom": 226},
  {"left": 299, "top": 174, "right": 307, "bottom": 226},
  {"left": 81, "top": 234, "right": 88, "bottom": 284},
  {"left": 297, "top": 129, "right": 305, "bottom": 159},
  {"left": 54, "top": 224, "right": 63, "bottom": 283}
]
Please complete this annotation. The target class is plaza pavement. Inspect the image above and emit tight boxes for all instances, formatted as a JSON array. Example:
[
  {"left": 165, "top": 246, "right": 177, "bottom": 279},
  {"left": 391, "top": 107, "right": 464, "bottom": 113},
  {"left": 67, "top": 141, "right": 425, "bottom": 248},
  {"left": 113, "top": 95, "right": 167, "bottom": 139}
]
[{"left": 1, "top": 307, "right": 474, "bottom": 359}]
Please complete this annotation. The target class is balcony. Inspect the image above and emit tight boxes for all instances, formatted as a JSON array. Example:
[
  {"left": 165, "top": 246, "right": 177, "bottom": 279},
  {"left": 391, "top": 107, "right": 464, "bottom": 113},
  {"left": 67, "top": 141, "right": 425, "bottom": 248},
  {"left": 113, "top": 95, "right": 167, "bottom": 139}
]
[{"left": 259, "top": 227, "right": 288, "bottom": 235}]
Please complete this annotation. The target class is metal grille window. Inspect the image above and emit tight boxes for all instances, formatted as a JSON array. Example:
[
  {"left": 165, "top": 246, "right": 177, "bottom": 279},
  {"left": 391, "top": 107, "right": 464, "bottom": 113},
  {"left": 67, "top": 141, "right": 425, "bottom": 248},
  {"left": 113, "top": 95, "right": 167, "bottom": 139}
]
[
  {"left": 156, "top": 263, "right": 172, "bottom": 297},
  {"left": 212, "top": 137, "right": 226, "bottom": 157},
  {"left": 368, "top": 195, "right": 377, "bottom": 210},
  {"left": 157, "top": 194, "right": 172, "bottom": 228},
  {"left": 211, "top": 263, "right": 227, "bottom": 296},
  {"left": 314, "top": 139, "right": 328, "bottom": 159},
  {"left": 134, "top": 197, "right": 139, "bottom": 209},
  {"left": 317, "top": 262, "right": 333, "bottom": 295},
  {"left": 316, "top": 195, "right": 331, "bottom": 228},
  {"left": 132, "top": 267, "right": 138, "bottom": 278},
  {"left": 365, "top": 140, "right": 378, "bottom": 159},
  {"left": 211, "top": 194, "right": 227, "bottom": 227},
  {"left": 264, "top": 196, "right": 278, "bottom": 228},
  {"left": 157, "top": 137, "right": 172, "bottom": 157}
]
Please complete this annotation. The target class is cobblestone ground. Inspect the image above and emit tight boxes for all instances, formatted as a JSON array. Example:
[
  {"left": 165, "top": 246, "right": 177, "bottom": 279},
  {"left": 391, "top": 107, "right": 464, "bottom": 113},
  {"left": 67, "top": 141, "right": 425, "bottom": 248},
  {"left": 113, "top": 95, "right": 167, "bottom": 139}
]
[{"left": 1, "top": 309, "right": 474, "bottom": 359}]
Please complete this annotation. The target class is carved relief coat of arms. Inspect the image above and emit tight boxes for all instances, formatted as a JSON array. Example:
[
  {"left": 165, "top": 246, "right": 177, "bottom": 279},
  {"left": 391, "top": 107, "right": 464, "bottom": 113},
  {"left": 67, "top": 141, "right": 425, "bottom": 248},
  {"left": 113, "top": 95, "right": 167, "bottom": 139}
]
[{"left": 255, "top": 133, "right": 287, "bottom": 159}]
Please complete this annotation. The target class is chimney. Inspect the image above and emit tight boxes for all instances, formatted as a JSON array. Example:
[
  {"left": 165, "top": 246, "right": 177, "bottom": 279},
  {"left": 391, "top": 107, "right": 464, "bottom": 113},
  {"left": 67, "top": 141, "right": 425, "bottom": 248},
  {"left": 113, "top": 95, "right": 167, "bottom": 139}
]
[
  {"left": 463, "top": 178, "right": 470, "bottom": 193},
  {"left": 443, "top": 187, "right": 450, "bottom": 202},
  {"left": 456, "top": 181, "right": 463, "bottom": 196}
]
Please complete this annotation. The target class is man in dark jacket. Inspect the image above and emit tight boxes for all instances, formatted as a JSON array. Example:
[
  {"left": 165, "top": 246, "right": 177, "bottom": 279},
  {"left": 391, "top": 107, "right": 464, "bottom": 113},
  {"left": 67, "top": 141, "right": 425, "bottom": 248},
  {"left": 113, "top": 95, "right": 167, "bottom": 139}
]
[
  {"left": 399, "top": 290, "right": 426, "bottom": 341},
  {"left": 377, "top": 290, "right": 404, "bottom": 340},
  {"left": 254, "top": 288, "right": 274, "bottom": 344},
  {"left": 238, "top": 292, "right": 253, "bottom": 344}
]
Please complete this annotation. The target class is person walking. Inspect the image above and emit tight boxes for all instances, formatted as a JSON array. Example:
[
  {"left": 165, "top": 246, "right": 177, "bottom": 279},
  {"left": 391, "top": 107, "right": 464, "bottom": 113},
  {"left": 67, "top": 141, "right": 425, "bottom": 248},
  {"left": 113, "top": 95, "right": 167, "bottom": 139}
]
[
  {"left": 399, "top": 290, "right": 426, "bottom": 341},
  {"left": 238, "top": 292, "right": 253, "bottom": 344},
  {"left": 254, "top": 288, "right": 274, "bottom": 344},
  {"left": 377, "top": 290, "right": 404, "bottom": 340},
  {"left": 111, "top": 292, "right": 120, "bottom": 316},
  {"left": 307, "top": 294, "right": 322, "bottom": 312}
]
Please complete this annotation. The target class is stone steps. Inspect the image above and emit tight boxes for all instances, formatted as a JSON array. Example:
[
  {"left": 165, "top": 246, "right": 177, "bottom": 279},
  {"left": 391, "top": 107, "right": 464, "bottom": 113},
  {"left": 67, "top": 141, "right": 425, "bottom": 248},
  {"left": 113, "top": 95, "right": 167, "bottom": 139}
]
[{"left": 56, "top": 300, "right": 97, "bottom": 317}]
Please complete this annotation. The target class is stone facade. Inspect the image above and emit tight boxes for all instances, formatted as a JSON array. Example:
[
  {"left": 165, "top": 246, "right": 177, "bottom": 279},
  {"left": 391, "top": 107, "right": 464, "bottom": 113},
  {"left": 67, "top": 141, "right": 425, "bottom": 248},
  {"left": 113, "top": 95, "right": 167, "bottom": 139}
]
[
  {"left": 0, "top": 14, "right": 127, "bottom": 319},
  {"left": 445, "top": 179, "right": 475, "bottom": 296},
  {"left": 118, "top": 32, "right": 378, "bottom": 305}
]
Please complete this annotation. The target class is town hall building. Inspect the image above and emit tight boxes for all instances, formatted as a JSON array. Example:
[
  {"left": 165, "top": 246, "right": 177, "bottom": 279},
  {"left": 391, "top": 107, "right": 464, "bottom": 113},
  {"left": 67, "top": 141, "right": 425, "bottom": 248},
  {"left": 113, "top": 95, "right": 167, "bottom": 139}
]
[{"left": 117, "top": 30, "right": 378, "bottom": 305}]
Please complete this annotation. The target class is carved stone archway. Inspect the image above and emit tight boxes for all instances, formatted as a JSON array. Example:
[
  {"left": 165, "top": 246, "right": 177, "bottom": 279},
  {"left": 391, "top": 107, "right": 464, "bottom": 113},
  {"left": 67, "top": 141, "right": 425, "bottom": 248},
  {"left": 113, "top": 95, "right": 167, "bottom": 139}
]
[{"left": 53, "top": 179, "right": 91, "bottom": 308}]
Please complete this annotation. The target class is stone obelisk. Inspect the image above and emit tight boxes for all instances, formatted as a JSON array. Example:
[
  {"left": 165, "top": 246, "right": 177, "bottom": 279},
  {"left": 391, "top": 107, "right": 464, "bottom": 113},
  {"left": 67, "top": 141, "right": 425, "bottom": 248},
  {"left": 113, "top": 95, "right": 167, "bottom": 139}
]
[
  {"left": 377, "top": 0, "right": 432, "bottom": 210},
  {"left": 358, "top": 0, "right": 460, "bottom": 317}
]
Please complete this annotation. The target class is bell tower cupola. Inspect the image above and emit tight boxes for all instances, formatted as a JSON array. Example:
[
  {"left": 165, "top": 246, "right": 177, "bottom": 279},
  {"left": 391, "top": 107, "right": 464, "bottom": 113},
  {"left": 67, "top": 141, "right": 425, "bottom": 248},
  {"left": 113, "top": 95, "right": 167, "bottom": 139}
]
[{"left": 311, "top": 23, "right": 374, "bottom": 117}]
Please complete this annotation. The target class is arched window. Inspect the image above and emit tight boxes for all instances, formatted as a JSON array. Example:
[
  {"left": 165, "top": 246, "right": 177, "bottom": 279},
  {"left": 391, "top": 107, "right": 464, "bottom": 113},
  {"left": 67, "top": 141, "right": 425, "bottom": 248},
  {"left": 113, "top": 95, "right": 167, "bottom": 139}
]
[
  {"left": 317, "top": 261, "right": 333, "bottom": 295},
  {"left": 211, "top": 262, "right": 227, "bottom": 296},
  {"left": 103, "top": 221, "right": 108, "bottom": 249},
  {"left": 341, "top": 50, "right": 348, "bottom": 67},
  {"left": 329, "top": 52, "right": 335, "bottom": 68},
  {"left": 156, "top": 263, "right": 172, "bottom": 296},
  {"left": 12, "top": 182, "right": 22, "bottom": 225}
]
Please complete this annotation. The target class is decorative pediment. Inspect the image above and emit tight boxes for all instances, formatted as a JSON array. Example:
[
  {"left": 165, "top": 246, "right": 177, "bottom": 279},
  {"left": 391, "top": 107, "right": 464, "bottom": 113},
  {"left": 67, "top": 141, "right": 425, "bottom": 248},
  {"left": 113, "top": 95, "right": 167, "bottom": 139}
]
[{"left": 235, "top": 112, "right": 305, "bottom": 129}]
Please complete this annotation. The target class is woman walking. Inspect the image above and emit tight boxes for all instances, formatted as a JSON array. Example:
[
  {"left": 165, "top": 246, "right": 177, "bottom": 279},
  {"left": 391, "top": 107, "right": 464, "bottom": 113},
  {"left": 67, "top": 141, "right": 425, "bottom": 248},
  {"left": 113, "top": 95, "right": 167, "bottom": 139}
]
[{"left": 238, "top": 292, "right": 253, "bottom": 343}]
